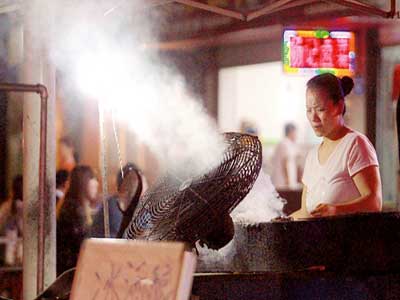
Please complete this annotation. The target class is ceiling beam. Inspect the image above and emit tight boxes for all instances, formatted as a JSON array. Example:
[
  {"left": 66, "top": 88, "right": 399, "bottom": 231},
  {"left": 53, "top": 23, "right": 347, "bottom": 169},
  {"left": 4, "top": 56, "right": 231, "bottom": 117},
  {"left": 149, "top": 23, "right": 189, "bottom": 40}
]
[
  {"left": 323, "top": 0, "right": 397, "bottom": 18},
  {"left": 104, "top": 0, "right": 175, "bottom": 16},
  {"left": 174, "top": 0, "right": 246, "bottom": 21},
  {"left": 247, "top": 0, "right": 318, "bottom": 21},
  {"left": 144, "top": 24, "right": 282, "bottom": 50},
  {"left": 247, "top": 0, "right": 297, "bottom": 21}
]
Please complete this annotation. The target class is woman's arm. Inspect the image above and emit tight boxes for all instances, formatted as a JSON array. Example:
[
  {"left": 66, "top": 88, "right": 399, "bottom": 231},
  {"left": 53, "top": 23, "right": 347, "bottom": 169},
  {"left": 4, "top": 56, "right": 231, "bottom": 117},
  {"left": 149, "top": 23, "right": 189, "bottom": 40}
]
[
  {"left": 290, "top": 185, "right": 311, "bottom": 219},
  {"left": 311, "top": 165, "right": 382, "bottom": 217},
  {"left": 337, "top": 165, "right": 382, "bottom": 213}
]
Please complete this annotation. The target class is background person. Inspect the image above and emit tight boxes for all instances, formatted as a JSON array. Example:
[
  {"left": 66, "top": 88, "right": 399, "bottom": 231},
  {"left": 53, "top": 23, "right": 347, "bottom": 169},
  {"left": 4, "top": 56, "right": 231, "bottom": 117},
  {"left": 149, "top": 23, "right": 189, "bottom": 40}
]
[
  {"left": 55, "top": 169, "right": 69, "bottom": 209},
  {"left": 270, "top": 123, "right": 300, "bottom": 189},
  {"left": 0, "top": 175, "right": 23, "bottom": 236},
  {"left": 57, "top": 136, "right": 77, "bottom": 172},
  {"left": 57, "top": 165, "right": 99, "bottom": 274}
]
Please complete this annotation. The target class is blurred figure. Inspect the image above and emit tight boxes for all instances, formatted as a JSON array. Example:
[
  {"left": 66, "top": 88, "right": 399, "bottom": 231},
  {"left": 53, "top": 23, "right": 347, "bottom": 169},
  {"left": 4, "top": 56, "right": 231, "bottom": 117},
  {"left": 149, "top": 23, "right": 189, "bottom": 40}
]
[
  {"left": 57, "top": 136, "right": 77, "bottom": 172},
  {"left": 270, "top": 123, "right": 299, "bottom": 190},
  {"left": 0, "top": 175, "right": 23, "bottom": 236},
  {"left": 240, "top": 119, "right": 258, "bottom": 136},
  {"left": 55, "top": 169, "right": 69, "bottom": 208},
  {"left": 91, "top": 162, "right": 147, "bottom": 238},
  {"left": 0, "top": 176, "right": 23, "bottom": 266},
  {"left": 57, "top": 165, "right": 99, "bottom": 275}
]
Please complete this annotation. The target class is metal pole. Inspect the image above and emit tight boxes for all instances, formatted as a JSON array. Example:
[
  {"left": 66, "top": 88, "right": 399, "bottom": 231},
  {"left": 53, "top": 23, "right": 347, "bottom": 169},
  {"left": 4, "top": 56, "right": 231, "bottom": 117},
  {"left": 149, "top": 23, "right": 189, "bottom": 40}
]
[
  {"left": 37, "top": 88, "right": 47, "bottom": 294},
  {"left": 99, "top": 102, "right": 110, "bottom": 238},
  {"left": 0, "top": 83, "right": 49, "bottom": 296}
]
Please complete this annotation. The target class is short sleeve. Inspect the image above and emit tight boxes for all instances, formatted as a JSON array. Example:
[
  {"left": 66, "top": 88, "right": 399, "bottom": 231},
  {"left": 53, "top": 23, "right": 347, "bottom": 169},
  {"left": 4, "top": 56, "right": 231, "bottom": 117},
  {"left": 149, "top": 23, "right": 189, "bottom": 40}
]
[
  {"left": 347, "top": 135, "right": 379, "bottom": 177},
  {"left": 301, "top": 149, "right": 313, "bottom": 186}
]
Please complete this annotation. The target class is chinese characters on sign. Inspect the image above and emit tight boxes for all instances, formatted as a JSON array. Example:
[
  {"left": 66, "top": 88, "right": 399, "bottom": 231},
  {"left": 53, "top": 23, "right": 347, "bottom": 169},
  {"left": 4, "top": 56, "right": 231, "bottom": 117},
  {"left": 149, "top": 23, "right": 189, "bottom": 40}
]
[{"left": 283, "top": 30, "right": 356, "bottom": 76}]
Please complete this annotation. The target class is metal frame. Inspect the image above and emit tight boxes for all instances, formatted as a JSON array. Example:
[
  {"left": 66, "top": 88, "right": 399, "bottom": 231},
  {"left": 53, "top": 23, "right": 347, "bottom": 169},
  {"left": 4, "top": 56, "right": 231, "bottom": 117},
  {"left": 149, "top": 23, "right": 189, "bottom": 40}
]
[
  {"left": 104, "top": 0, "right": 175, "bottom": 16},
  {"left": 138, "top": 0, "right": 399, "bottom": 21},
  {"left": 323, "top": 0, "right": 398, "bottom": 18},
  {"left": 174, "top": 0, "right": 246, "bottom": 20},
  {"left": 0, "top": 0, "right": 393, "bottom": 297},
  {"left": 247, "top": 0, "right": 318, "bottom": 21},
  {"left": 247, "top": 0, "right": 398, "bottom": 20},
  {"left": 0, "top": 83, "right": 48, "bottom": 294}
]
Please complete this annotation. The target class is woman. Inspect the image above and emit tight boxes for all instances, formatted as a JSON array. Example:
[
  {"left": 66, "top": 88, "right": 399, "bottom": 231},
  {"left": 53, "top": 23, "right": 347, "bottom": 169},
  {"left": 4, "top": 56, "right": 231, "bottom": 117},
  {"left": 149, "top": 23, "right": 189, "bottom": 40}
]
[
  {"left": 57, "top": 165, "right": 99, "bottom": 274},
  {"left": 291, "top": 73, "right": 382, "bottom": 219}
]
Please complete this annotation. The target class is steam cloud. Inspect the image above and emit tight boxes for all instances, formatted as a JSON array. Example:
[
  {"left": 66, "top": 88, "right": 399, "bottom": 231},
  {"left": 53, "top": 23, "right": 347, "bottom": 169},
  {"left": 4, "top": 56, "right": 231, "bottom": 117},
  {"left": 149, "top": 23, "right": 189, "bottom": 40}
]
[
  {"left": 20, "top": 0, "right": 226, "bottom": 179},
  {"left": 2, "top": 1, "right": 286, "bottom": 220},
  {"left": 231, "top": 171, "right": 286, "bottom": 223},
  {"left": 198, "top": 171, "right": 286, "bottom": 271}
]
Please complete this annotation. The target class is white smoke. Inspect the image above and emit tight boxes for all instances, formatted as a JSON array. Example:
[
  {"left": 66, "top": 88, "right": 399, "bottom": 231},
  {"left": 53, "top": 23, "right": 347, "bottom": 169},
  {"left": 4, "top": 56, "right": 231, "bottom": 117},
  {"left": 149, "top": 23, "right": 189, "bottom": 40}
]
[
  {"left": 21, "top": 0, "right": 225, "bottom": 178},
  {"left": 231, "top": 171, "right": 286, "bottom": 223},
  {"left": 197, "top": 171, "right": 286, "bottom": 271}
]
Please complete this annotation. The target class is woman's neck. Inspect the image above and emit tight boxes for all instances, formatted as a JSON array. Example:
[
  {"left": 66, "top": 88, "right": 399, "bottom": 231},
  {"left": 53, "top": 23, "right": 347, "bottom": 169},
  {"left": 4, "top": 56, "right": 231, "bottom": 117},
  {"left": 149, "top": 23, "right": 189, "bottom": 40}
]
[{"left": 323, "top": 123, "right": 348, "bottom": 145}]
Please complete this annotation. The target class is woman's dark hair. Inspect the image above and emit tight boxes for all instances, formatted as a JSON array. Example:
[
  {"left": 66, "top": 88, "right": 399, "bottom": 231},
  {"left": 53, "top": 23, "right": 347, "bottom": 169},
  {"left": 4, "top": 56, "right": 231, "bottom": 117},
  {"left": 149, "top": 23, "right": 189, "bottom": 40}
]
[
  {"left": 56, "top": 169, "right": 69, "bottom": 189},
  {"left": 284, "top": 123, "right": 296, "bottom": 137},
  {"left": 65, "top": 165, "right": 95, "bottom": 205},
  {"left": 306, "top": 73, "right": 354, "bottom": 115}
]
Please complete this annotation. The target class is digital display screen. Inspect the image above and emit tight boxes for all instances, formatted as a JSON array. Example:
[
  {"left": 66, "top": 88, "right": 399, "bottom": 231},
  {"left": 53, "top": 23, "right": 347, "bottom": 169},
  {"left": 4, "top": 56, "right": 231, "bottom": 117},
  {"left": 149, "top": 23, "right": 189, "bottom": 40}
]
[{"left": 283, "top": 30, "right": 356, "bottom": 76}]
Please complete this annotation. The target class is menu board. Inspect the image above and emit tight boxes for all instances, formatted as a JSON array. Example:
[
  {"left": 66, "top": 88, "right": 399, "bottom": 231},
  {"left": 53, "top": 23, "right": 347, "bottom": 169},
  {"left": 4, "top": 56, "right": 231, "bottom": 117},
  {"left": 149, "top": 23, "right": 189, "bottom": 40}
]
[
  {"left": 70, "top": 239, "right": 196, "bottom": 300},
  {"left": 283, "top": 30, "right": 356, "bottom": 76}
]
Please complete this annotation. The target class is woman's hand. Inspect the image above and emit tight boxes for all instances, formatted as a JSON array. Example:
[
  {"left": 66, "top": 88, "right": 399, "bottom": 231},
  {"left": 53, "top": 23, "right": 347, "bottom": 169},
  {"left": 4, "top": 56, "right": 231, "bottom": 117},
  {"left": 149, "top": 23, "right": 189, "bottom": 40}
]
[{"left": 310, "top": 203, "right": 337, "bottom": 217}]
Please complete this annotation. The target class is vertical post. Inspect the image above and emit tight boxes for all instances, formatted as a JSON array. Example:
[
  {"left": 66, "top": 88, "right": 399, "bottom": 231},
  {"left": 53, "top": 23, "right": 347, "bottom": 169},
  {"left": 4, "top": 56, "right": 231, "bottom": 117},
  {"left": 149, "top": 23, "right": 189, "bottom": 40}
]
[
  {"left": 366, "top": 29, "right": 379, "bottom": 147},
  {"left": 22, "top": 27, "right": 41, "bottom": 300},
  {"left": 0, "top": 89, "right": 8, "bottom": 201},
  {"left": 42, "top": 56, "right": 56, "bottom": 291},
  {"left": 377, "top": 45, "right": 400, "bottom": 209},
  {"left": 99, "top": 103, "right": 110, "bottom": 238},
  {"left": 7, "top": 14, "right": 24, "bottom": 197},
  {"left": 22, "top": 6, "right": 56, "bottom": 300}
]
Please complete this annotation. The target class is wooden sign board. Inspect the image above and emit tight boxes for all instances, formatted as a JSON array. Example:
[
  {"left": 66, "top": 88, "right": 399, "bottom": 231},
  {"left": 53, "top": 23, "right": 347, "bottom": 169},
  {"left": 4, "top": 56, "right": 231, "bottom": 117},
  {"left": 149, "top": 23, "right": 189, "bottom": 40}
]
[{"left": 70, "top": 238, "right": 197, "bottom": 300}]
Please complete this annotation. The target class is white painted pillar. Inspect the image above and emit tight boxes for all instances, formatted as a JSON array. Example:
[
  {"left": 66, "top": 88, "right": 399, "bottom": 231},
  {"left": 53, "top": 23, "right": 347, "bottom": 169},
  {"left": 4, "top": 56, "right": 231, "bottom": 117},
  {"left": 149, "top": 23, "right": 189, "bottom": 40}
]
[{"left": 22, "top": 4, "right": 56, "bottom": 299}]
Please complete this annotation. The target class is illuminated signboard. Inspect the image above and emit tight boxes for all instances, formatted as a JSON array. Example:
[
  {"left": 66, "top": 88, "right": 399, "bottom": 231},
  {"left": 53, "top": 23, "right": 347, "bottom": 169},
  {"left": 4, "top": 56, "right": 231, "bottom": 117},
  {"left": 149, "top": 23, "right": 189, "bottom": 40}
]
[{"left": 283, "top": 30, "right": 356, "bottom": 76}]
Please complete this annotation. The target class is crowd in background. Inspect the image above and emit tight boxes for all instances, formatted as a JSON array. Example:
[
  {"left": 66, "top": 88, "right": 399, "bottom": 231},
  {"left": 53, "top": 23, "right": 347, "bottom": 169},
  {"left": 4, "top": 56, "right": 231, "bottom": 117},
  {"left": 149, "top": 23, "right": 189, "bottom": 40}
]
[{"left": 0, "top": 136, "right": 148, "bottom": 276}]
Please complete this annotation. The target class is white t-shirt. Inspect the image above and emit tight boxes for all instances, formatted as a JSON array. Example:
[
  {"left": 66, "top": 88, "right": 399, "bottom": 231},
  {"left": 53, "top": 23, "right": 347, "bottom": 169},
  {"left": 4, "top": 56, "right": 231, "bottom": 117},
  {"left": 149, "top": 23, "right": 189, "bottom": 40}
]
[
  {"left": 270, "top": 137, "right": 298, "bottom": 189},
  {"left": 302, "top": 130, "right": 379, "bottom": 213}
]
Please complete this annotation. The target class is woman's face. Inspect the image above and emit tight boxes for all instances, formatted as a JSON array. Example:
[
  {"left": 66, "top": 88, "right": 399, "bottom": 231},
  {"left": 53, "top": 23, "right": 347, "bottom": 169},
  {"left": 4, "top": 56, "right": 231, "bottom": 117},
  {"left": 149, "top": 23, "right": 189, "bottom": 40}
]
[
  {"left": 86, "top": 178, "right": 99, "bottom": 202},
  {"left": 306, "top": 88, "right": 342, "bottom": 138}
]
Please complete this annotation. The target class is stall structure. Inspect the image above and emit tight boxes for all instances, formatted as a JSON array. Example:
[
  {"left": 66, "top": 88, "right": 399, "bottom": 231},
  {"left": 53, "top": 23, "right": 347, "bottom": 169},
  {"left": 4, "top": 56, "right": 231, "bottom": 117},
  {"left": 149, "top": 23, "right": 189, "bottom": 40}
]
[{"left": 0, "top": 1, "right": 399, "bottom": 299}]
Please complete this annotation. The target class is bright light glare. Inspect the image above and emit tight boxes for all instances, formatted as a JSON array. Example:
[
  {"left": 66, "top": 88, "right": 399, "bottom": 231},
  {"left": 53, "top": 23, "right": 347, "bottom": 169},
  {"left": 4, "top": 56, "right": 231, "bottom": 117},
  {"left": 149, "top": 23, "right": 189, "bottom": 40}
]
[
  {"left": 74, "top": 47, "right": 226, "bottom": 178},
  {"left": 75, "top": 48, "right": 158, "bottom": 136},
  {"left": 75, "top": 49, "right": 133, "bottom": 107}
]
